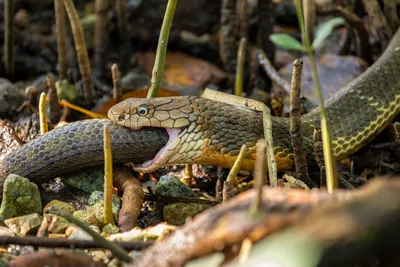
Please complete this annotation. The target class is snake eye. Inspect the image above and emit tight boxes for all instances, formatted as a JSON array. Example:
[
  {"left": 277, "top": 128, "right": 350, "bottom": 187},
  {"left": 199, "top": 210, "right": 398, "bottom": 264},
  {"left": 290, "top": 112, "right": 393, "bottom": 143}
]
[{"left": 137, "top": 104, "right": 149, "bottom": 116}]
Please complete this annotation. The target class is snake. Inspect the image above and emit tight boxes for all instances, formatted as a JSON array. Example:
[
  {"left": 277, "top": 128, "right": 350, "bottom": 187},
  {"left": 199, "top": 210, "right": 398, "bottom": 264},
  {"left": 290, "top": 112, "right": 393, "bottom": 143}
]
[
  {"left": 1, "top": 28, "right": 400, "bottom": 184},
  {"left": 107, "top": 29, "right": 400, "bottom": 173}
]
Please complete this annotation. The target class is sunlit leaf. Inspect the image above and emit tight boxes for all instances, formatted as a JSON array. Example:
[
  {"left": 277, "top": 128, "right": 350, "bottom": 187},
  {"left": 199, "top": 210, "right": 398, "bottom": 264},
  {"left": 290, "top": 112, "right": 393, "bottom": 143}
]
[
  {"left": 312, "top": 17, "right": 346, "bottom": 49},
  {"left": 269, "top": 34, "right": 305, "bottom": 51}
]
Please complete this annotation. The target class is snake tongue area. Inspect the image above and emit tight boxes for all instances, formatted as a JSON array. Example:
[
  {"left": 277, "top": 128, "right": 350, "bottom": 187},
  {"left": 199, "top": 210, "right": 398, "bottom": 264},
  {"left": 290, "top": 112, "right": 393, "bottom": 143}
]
[
  {"left": 129, "top": 128, "right": 182, "bottom": 172},
  {"left": 0, "top": 119, "right": 169, "bottom": 184}
]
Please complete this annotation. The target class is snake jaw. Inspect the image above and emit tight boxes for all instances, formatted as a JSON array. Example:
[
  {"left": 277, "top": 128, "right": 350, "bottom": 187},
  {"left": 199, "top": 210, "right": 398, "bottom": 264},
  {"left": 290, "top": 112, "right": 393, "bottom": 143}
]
[{"left": 131, "top": 128, "right": 182, "bottom": 173}]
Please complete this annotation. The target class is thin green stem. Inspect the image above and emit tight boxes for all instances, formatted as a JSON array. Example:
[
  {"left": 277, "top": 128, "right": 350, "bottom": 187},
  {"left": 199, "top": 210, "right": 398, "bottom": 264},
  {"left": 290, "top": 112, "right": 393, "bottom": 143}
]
[
  {"left": 294, "top": 0, "right": 338, "bottom": 192},
  {"left": 147, "top": 0, "right": 179, "bottom": 98},
  {"left": 235, "top": 37, "right": 247, "bottom": 96},
  {"left": 59, "top": 211, "right": 132, "bottom": 262}
]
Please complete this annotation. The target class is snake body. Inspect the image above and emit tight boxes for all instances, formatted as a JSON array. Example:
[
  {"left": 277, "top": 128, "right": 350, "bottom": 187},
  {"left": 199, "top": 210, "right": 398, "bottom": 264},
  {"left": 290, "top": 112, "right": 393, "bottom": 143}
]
[
  {"left": 0, "top": 120, "right": 168, "bottom": 182},
  {"left": 2, "top": 29, "right": 400, "bottom": 183},
  {"left": 108, "top": 29, "right": 400, "bottom": 173}
]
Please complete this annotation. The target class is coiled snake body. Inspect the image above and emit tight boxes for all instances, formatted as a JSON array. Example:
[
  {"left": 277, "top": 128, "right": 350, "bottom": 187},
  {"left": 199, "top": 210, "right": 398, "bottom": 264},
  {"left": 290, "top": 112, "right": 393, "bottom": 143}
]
[{"left": 2, "top": 29, "right": 400, "bottom": 182}]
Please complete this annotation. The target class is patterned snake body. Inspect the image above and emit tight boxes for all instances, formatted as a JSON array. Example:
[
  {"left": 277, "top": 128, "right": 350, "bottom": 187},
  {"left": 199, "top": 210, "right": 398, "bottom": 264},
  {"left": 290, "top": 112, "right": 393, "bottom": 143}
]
[
  {"left": 108, "top": 29, "right": 400, "bottom": 173},
  {"left": 2, "top": 29, "right": 400, "bottom": 183}
]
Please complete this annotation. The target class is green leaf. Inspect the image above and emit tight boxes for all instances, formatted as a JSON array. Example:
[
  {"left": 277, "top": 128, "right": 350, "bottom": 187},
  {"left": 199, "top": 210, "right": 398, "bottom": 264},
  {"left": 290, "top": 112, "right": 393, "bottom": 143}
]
[
  {"left": 269, "top": 34, "right": 305, "bottom": 51},
  {"left": 312, "top": 17, "right": 346, "bottom": 49}
]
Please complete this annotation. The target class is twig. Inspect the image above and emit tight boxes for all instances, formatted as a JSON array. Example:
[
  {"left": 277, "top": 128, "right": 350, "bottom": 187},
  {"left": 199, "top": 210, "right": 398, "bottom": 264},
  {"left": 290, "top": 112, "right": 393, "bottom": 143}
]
[
  {"left": 383, "top": 0, "right": 399, "bottom": 32},
  {"left": 39, "top": 92, "right": 48, "bottom": 134},
  {"left": 45, "top": 76, "right": 61, "bottom": 124},
  {"left": 63, "top": 0, "right": 95, "bottom": 103},
  {"left": 113, "top": 168, "right": 144, "bottom": 232},
  {"left": 226, "top": 144, "right": 248, "bottom": 188},
  {"left": 55, "top": 0, "right": 68, "bottom": 80},
  {"left": 236, "top": 0, "right": 248, "bottom": 39},
  {"left": 58, "top": 99, "right": 106, "bottom": 118},
  {"left": 289, "top": 59, "right": 314, "bottom": 188},
  {"left": 220, "top": 0, "right": 238, "bottom": 74},
  {"left": 112, "top": 64, "right": 122, "bottom": 99},
  {"left": 59, "top": 212, "right": 132, "bottom": 262},
  {"left": 0, "top": 235, "right": 152, "bottom": 250},
  {"left": 283, "top": 173, "right": 310, "bottom": 190},
  {"left": 4, "top": 0, "right": 15, "bottom": 79},
  {"left": 295, "top": 0, "right": 337, "bottom": 192},
  {"left": 256, "top": 49, "right": 291, "bottom": 94},
  {"left": 361, "top": 0, "right": 392, "bottom": 48},
  {"left": 235, "top": 38, "right": 247, "bottom": 96},
  {"left": 93, "top": 0, "right": 110, "bottom": 78},
  {"left": 147, "top": 0, "right": 179, "bottom": 98},
  {"left": 103, "top": 125, "right": 114, "bottom": 225},
  {"left": 182, "top": 164, "right": 193, "bottom": 185},
  {"left": 238, "top": 238, "right": 252, "bottom": 264},
  {"left": 249, "top": 139, "right": 266, "bottom": 215},
  {"left": 145, "top": 194, "right": 220, "bottom": 205}
]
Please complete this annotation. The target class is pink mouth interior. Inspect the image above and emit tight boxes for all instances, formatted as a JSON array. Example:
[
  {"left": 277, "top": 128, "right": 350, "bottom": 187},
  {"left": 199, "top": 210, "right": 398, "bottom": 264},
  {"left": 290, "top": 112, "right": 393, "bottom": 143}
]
[{"left": 132, "top": 128, "right": 181, "bottom": 169}]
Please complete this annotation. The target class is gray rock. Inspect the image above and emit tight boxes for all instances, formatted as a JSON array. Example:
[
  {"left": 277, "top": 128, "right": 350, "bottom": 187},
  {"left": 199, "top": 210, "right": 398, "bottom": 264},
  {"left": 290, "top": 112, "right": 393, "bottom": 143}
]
[
  {"left": 68, "top": 225, "right": 100, "bottom": 241},
  {"left": 62, "top": 168, "right": 104, "bottom": 193},
  {"left": 154, "top": 175, "right": 196, "bottom": 198},
  {"left": 0, "top": 174, "right": 42, "bottom": 222},
  {"left": 164, "top": 203, "right": 210, "bottom": 226}
]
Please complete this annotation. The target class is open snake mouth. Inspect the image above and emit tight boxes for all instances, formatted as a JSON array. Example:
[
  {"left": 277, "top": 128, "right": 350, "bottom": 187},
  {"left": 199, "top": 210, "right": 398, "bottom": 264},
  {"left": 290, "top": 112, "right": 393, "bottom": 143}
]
[{"left": 130, "top": 127, "right": 182, "bottom": 172}]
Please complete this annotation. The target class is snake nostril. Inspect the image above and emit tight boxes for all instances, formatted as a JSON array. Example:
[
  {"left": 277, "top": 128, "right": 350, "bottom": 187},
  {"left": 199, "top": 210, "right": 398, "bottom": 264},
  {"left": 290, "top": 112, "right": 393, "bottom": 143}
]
[{"left": 118, "top": 114, "right": 126, "bottom": 121}]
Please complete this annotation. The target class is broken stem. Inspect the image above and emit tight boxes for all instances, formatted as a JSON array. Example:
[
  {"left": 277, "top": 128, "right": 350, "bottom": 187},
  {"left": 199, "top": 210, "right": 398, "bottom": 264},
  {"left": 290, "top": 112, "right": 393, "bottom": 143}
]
[
  {"left": 111, "top": 63, "right": 122, "bottom": 99},
  {"left": 55, "top": 0, "right": 68, "bottom": 80},
  {"left": 63, "top": 0, "right": 95, "bottom": 103},
  {"left": 103, "top": 125, "right": 114, "bottom": 225},
  {"left": 39, "top": 93, "right": 49, "bottom": 135},
  {"left": 289, "top": 59, "right": 314, "bottom": 187}
]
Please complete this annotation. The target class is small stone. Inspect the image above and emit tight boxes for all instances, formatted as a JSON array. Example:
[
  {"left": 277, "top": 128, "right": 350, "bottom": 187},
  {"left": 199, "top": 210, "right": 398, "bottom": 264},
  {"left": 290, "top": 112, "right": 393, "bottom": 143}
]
[
  {"left": 154, "top": 175, "right": 197, "bottom": 198},
  {"left": 68, "top": 225, "right": 100, "bottom": 241},
  {"left": 102, "top": 223, "right": 119, "bottom": 235},
  {"left": 164, "top": 203, "right": 211, "bottom": 226},
  {"left": 62, "top": 168, "right": 104, "bottom": 193},
  {"left": 43, "top": 200, "right": 76, "bottom": 215},
  {"left": 73, "top": 210, "right": 101, "bottom": 227},
  {"left": 43, "top": 214, "right": 69, "bottom": 234},
  {"left": 4, "top": 213, "right": 42, "bottom": 236},
  {"left": 0, "top": 226, "right": 15, "bottom": 237},
  {"left": 0, "top": 174, "right": 42, "bottom": 222}
]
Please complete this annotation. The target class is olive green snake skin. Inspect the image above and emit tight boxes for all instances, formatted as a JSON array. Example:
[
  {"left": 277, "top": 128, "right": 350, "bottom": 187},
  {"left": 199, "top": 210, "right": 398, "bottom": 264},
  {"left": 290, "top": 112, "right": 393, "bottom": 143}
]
[
  {"left": 108, "top": 29, "right": 400, "bottom": 173},
  {"left": 0, "top": 120, "right": 168, "bottom": 183},
  {"left": 2, "top": 29, "right": 400, "bottom": 184}
]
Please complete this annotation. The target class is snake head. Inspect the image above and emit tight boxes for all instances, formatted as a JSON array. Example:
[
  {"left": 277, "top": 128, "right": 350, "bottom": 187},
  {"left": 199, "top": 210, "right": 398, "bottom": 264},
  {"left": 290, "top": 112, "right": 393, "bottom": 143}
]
[
  {"left": 107, "top": 97, "right": 194, "bottom": 129},
  {"left": 107, "top": 96, "right": 199, "bottom": 173}
]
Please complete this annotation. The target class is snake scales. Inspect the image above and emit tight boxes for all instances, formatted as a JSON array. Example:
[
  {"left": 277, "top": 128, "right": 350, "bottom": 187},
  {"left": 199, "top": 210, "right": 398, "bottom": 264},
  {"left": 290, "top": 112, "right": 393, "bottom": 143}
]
[{"left": 2, "top": 28, "right": 400, "bottom": 184}]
